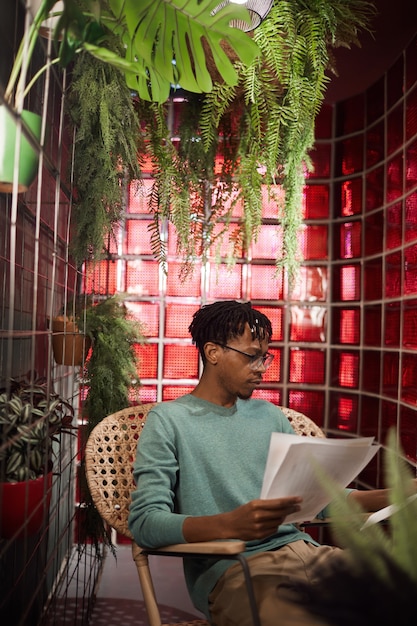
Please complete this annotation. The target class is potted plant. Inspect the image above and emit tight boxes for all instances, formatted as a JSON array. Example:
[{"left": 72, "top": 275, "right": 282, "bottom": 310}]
[
  {"left": 0, "top": 374, "right": 75, "bottom": 538},
  {"left": 72, "top": 295, "right": 146, "bottom": 549}
]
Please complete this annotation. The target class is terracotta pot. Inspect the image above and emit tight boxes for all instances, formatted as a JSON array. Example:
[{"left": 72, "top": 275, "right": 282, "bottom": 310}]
[
  {"left": 0, "top": 471, "right": 52, "bottom": 539},
  {"left": 0, "top": 105, "right": 42, "bottom": 193},
  {"left": 52, "top": 317, "right": 91, "bottom": 366}
]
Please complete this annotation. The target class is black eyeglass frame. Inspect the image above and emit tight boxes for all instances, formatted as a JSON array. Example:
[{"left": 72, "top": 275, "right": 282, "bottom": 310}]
[{"left": 213, "top": 342, "right": 274, "bottom": 370}]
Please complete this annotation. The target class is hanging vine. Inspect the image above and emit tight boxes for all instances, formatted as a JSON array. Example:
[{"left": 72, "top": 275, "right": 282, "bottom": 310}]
[{"left": 137, "top": 0, "right": 375, "bottom": 284}]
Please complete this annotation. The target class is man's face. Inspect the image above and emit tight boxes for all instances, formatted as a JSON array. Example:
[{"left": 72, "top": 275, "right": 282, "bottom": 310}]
[{"left": 215, "top": 323, "right": 271, "bottom": 400}]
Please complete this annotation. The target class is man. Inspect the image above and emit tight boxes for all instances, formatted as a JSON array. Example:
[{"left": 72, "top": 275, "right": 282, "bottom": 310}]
[{"left": 128, "top": 300, "right": 392, "bottom": 625}]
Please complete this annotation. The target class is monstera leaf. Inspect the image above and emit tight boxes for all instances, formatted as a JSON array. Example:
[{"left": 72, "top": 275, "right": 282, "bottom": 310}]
[{"left": 101, "top": 0, "right": 260, "bottom": 102}]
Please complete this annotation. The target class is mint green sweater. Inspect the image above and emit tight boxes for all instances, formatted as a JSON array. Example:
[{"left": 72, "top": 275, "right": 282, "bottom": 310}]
[{"left": 128, "top": 395, "right": 319, "bottom": 618}]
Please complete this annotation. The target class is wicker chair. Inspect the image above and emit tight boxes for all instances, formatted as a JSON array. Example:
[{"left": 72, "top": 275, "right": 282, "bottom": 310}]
[{"left": 84, "top": 403, "right": 324, "bottom": 626}]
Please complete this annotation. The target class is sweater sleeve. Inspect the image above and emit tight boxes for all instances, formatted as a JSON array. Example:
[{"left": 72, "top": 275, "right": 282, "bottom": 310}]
[{"left": 128, "top": 408, "right": 188, "bottom": 548}]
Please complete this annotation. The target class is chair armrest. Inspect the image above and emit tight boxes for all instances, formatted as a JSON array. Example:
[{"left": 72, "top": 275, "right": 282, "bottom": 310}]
[{"left": 145, "top": 540, "right": 247, "bottom": 557}]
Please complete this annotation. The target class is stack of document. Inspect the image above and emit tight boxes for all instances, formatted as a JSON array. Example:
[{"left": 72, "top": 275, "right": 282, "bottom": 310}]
[{"left": 261, "top": 433, "right": 380, "bottom": 523}]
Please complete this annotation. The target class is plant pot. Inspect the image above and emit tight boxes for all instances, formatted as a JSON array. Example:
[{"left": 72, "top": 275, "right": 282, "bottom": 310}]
[
  {"left": 0, "top": 105, "right": 42, "bottom": 193},
  {"left": 52, "top": 316, "right": 91, "bottom": 366},
  {"left": 0, "top": 471, "right": 52, "bottom": 539}
]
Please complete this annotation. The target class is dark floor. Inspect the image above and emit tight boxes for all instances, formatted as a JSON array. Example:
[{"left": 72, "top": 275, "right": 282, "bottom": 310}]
[{"left": 89, "top": 545, "right": 206, "bottom": 625}]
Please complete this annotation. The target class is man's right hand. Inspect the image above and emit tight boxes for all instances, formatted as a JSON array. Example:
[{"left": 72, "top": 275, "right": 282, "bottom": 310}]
[{"left": 183, "top": 497, "right": 302, "bottom": 543}]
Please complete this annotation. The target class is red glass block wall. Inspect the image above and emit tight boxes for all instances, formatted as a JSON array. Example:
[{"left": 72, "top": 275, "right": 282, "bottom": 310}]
[{"left": 326, "top": 34, "right": 417, "bottom": 476}]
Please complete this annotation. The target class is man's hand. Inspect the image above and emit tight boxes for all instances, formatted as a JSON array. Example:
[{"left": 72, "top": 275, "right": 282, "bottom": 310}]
[{"left": 183, "top": 497, "right": 302, "bottom": 543}]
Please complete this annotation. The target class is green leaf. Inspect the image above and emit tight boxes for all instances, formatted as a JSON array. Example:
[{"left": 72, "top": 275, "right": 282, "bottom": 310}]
[{"left": 106, "top": 0, "right": 260, "bottom": 101}]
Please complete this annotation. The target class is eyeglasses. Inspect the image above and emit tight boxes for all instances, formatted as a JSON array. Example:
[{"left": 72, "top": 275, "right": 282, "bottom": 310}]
[{"left": 214, "top": 343, "right": 274, "bottom": 371}]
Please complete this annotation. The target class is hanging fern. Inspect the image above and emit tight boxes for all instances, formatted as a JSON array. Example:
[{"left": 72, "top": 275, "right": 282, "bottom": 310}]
[
  {"left": 137, "top": 0, "right": 375, "bottom": 285},
  {"left": 67, "top": 41, "right": 144, "bottom": 265}
]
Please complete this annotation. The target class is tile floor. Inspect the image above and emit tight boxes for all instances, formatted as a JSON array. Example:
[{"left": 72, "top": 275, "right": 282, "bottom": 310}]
[{"left": 89, "top": 544, "right": 206, "bottom": 625}]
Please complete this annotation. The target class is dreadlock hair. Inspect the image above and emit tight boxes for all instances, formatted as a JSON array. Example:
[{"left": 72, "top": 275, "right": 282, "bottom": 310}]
[{"left": 188, "top": 301, "right": 273, "bottom": 362}]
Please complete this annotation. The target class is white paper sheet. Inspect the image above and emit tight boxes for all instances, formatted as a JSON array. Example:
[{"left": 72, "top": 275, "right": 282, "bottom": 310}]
[{"left": 260, "top": 433, "right": 380, "bottom": 523}]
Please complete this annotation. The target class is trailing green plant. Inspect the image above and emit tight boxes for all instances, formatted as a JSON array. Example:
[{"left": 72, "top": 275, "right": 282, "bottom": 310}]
[
  {"left": 67, "top": 42, "right": 144, "bottom": 264},
  {"left": 138, "top": 0, "right": 376, "bottom": 284},
  {"left": 295, "top": 429, "right": 417, "bottom": 626},
  {"left": 74, "top": 295, "right": 146, "bottom": 551},
  {"left": 81, "top": 295, "right": 147, "bottom": 430},
  {"left": 0, "top": 374, "right": 75, "bottom": 483}
]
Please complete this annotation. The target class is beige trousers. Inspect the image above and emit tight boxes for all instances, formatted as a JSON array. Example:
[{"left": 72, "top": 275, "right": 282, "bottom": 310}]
[{"left": 208, "top": 540, "right": 340, "bottom": 626}]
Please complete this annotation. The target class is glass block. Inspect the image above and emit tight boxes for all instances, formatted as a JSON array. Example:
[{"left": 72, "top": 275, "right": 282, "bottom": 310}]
[
  {"left": 332, "top": 350, "right": 359, "bottom": 388},
  {"left": 387, "top": 103, "right": 404, "bottom": 155},
  {"left": 366, "top": 77, "right": 385, "bottom": 125},
  {"left": 262, "top": 347, "right": 281, "bottom": 383},
  {"left": 209, "top": 264, "right": 242, "bottom": 299},
  {"left": 387, "top": 55, "right": 404, "bottom": 110},
  {"left": 366, "top": 121, "right": 384, "bottom": 167},
  {"left": 404, "top": 243, "right": 417, "bottom": 295},
  {"left": 382, "top": 352, "right": 400, "bottom": 399},
  {"left": 307, "top": 143, "right": 331, "bottom": 178},
  {"left": 126, "top": 259, "right": 160, "bottom": 296},
  {"left": 386, "top": 155, "right": 404, "bottom": 202},
  {"left": 303, "top": 184, "right": 329, "bottom": 219},
  {"left": 406, "top": 140, "right": 417, "bottom": 191},
  {"left": 315, "top": 104, "right": 332, "bottom": 139},
  {"left": 135, "top": 343, "right": 158, "bottom": 378},
  {"left": 125, "top": 219, "right": 154, "bottom": 255},
  {"left": 364, "top": 258, "right": 382, "bottom": 300},
  {"left": 387, "top": 201, "right": 403, "bottom": 249},
  {"left": 254, "top": 306, "right": 284, "bottom": 341},
  {"left": 125, "top": 301, "right": 159, "bottom": 337},
  {"left": 250, "top": 265, "right": 284, "bottom": 300},
  {"left": 401, "top": 353, "right": 417, "bottom": 405},
  {"left": 406, "top": 35, "right": 417, "bottom": 90},
  {"left": 162, "top": 385, "right": 196, "bottom": 400},
  {"left": 364, "top": 211, "right": 384, "bottom": 256},
  {"left": 399, "top": 405, "right": 417, "bottom": 463},
  {"left": 337, "top": 178, "right": 362, "bottom": 217},
  {"left": 261, "top": 184, "right": 285, "bottom": 219},
  {"left": 289, "top": 348, "right": 325, "bottom": 384},
  {"left": 252, "top": 389, "right": 282, "bottom": 404},
  {"left": 336, "top": 93, "right": 365, "bottom": 134},
  {"left": 83, "top": 260, "right": 117, "bottom": 295},
  {"left": 384, "top": 301, "right": 401, "bottom": 347},
  {"left": 128, "top": 179, "right": 152, "bottom": 213},
  {"left": 165, "top": 303, "right": 200, "bottom": 338},
  {"left": 209, "top": 222, "right": 244, "bottom": 259},
  {"left": 405, "top": 192, "right": 417, "bottom": 242},
  {"left": 332, "top": 307, "right": 360, "bottom": 345},
  {"left": 335, "top": 136, "right": 364, "bottom": 176},
  {"left": 364, "top": 305, "right": 382, "bottom": 346},
  {"left": 332, "top": 265, "right": 360, "bottom": 302},
  {"left": 406, "top": 86, "right": 417, "bottom": 140},
  {"left": 328, "top": 392, "right": 358, "bottom": 433},
  {"left": 359, "top": 395, "right": 380, "bottom": 438},
  {"left": 403, "top": 299, "right": 417, "bottom": 348},
  {"left": 299, "top": 225, "right": 328, "bottom": 260},
  {"left": 288, "top": 390, "right": 325, "bottom": 426},
  {"left": 163, "top": 344, "right": 199, "bottom": 379},
  {"left": 251, "top": 224, "right": 282, "bottom": 260},
  {"left": 362, "top": 351, "right": 381, "bottom": 394},
  {"left": 380, "top": 400, "right": 398, "bottom": 444},
  {"left": 337, "top": 221, "right": 361, "bottom": 259},
  {"left": 385, "top": 252, "right": 402, "bottom": 298},
  {"left": 167, "top": 262, "right": 201, "bottom": 296},
  {"left": 365, "top": 166, "right": 384, "bottom": 211},
  {"left": 288, "top": 266, "right": 328, "bottom": 302},
  {"left": 289, "top": 305, "right": 327, "bottom": 342}
]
